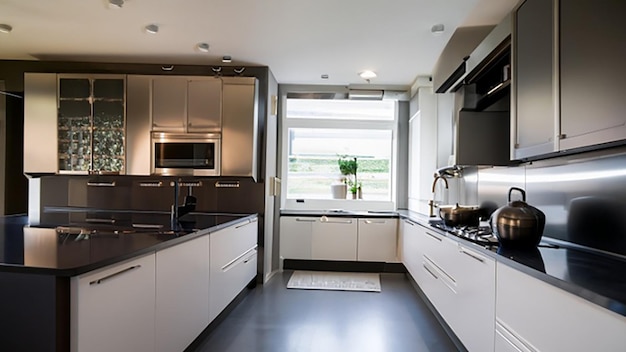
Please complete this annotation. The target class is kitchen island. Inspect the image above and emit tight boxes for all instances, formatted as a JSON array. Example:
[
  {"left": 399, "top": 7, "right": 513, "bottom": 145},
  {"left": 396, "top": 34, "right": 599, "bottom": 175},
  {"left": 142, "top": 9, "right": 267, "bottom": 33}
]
[{"left": 0, "top": 211, "right": 258, "bottom": 352}]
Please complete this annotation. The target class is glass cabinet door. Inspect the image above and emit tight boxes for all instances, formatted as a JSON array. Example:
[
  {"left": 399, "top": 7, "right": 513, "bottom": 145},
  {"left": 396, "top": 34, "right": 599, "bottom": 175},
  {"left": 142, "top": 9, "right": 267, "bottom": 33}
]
[{"left": 57, "top": 76, "right": 126, "bottom": 174}]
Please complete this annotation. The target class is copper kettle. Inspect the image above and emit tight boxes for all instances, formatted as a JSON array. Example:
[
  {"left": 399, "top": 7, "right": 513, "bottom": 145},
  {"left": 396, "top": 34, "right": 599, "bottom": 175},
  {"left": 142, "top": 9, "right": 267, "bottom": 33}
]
[{"left": 490, "top": 187, "right": 546, "bottom": 249}]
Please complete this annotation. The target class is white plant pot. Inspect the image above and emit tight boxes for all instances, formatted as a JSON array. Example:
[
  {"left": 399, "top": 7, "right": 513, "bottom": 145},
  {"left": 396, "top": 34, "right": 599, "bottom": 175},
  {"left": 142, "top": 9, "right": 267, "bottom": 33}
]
[{"left": 330, "top": 183, "right": 347, "bottom": 199}]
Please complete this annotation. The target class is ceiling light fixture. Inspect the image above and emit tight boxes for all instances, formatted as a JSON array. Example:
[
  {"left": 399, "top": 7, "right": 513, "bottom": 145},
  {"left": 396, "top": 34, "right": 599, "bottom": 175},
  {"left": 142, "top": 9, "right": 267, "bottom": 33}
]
[
  {"left": 197, "top": 43, "right": 210, "bottom": 52},
  {"left": 144, "top": 24, "right": 159, "bottom": 34},
  {"left": 108, "top": 0, "right": 124, "bottom": 9},
  {"left": 0, "top": 24, "right": 12, "bottom": 34},
  {"left": 222, "top": 55, "right": 232, "bottom": 63},
  {"left": 359, "top": 70, "right": 377, "bottom": 80},
  {"left": 431, "top": 23, "right": 445, "bottom": 35}
]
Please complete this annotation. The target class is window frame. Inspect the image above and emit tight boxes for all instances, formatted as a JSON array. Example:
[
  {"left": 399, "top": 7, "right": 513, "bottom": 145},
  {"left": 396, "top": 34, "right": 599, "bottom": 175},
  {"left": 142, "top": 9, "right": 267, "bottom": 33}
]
[{"left": 279, "top": 86, "right": 399, "bottom": 211}]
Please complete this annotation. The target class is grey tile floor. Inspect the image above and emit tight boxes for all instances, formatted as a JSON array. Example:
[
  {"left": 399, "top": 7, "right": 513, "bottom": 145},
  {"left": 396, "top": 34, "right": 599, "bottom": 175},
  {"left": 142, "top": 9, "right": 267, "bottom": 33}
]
[{"left": 190, "top": 271, "right": 458, "bottom": 352}]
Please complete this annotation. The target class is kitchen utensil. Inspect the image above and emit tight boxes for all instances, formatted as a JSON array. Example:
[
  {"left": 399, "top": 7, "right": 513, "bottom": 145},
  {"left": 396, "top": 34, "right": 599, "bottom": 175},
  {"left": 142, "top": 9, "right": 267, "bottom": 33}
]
[
  {"left": 439, "top": 203, "right": 480, "bottom": 227},
  {"left": 490, "top": 187, "right": 546, "bottom": 249}
]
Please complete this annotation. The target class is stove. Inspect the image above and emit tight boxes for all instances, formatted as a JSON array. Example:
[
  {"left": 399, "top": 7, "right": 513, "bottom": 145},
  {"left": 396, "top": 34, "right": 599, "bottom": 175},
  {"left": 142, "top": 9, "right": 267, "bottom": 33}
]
[{"left": 430, "top": 220, "right": 499, "bottom": 247}]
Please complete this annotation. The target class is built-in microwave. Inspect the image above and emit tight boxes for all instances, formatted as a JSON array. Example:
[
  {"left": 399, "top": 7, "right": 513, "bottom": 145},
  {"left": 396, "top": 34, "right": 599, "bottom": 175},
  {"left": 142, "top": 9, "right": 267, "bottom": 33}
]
[{"left": 151, "top": 132, "right": 221, "bottom": 176}]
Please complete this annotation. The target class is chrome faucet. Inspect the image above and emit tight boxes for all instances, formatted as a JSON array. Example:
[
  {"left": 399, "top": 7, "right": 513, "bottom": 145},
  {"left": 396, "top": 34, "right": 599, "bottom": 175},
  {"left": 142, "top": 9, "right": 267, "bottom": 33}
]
[
  {"left": 429, "top": 174, "right": 449, "bottom": 217},
  {"left": 170, "top": 178, "right": 198, "bottom": 230}
]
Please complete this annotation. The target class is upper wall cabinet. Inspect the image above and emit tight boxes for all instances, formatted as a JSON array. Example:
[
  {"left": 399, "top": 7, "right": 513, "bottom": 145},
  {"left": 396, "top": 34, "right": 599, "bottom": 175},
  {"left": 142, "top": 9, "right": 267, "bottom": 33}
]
[
  {"left": 512, "top": 0, "right": 556, "bottom": 160},
  {"left": 151, "top": 76, "right": 222, "bottom": 133},
  {"left": 513, "top": 0, "right": 626, "bottom": 160},
  {"left": 221, "top": 77, "right": 259, "bottom": 180},
  {"left": 559, "top": 0, "right": 626, "bottom": 151},
  {"left": 24, "top": 73, "right": 127, "bottom": 175}
]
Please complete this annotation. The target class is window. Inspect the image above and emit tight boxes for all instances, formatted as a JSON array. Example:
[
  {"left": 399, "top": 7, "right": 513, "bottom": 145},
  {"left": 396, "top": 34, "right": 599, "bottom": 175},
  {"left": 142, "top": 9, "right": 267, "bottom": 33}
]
[{"left": 281, "top": 97, "right": 397, "bottom": 209}]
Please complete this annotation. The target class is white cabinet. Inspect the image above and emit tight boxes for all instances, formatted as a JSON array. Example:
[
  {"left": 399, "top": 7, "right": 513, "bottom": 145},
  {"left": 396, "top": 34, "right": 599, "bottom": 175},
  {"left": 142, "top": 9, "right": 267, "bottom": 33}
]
[
  {"left": 209, "top": 218, "right": 258, "bottom": 321},
  {"left": 495, "top": 263, "right": 626, "bottom": 352},
  {"left": 281, "top": 216, "right": 398, "bottom": 263},
  {"left": 279, "top": 216, "right": 315, "bottom": 260},
  {"left": 155, "top": 236, "right": 210, "bottom": 352},
  {"left": 152, "top": 76, "right": 222, "bottom": 132},
  {"left": 405, "top": 222, "right": 496, "bottom": 352},
  {"left": 311, "top": 217, "right": 357, "bottom": 260},
  {"left": 357, "top": 218, "right": 398, "bottom": 262},
  {"left": 71, "top": 254, "right": 156, "bottom": 352},
  {"left": 400, "top": 218, "right": 422, "bottom": 279},
  {"left": 446, "top": 241, "right": 495, "bottom": 352}
]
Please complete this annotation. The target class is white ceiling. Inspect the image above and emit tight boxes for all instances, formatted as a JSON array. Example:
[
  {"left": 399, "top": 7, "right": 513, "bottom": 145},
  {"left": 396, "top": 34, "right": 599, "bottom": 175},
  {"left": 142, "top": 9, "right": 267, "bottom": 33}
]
[{"left": 0, "top": 0, "right": 517, "bottom": 88}]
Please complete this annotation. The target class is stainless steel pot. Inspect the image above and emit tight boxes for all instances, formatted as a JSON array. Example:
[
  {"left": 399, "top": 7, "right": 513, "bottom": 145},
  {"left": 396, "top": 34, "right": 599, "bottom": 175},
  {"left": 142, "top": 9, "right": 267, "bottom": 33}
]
[
  {"left": 439, "top": 203, "right": 480, "bottom": 227},
  {"left": 490, "top": 187, "right": 546, "bottom": 249}
]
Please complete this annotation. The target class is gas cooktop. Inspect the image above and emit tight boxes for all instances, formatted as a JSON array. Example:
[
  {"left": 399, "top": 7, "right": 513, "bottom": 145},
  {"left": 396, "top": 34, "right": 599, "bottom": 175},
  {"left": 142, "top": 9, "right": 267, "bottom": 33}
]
[{"left": 429, "top": 220, "right": 499, "bottom": 247}]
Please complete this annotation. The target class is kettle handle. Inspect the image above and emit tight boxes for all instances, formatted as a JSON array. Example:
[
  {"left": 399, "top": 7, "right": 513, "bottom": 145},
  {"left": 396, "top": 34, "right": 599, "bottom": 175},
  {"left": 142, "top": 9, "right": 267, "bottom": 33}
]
[{"left": 508, "top": 187, "right": 526, "bottom": 202}]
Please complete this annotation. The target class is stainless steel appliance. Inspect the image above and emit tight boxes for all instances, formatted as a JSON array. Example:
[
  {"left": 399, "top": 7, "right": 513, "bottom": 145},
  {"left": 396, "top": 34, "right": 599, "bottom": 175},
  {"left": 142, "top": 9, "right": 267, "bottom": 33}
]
[{"left": 151, "top": 132, "right": 221, "bottom": 176}]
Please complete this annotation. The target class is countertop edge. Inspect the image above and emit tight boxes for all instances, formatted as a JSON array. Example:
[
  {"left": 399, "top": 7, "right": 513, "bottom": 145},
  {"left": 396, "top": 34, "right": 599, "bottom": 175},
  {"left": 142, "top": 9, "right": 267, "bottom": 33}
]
[{"left": 0, "top": 213, "right": 258, "bottom": 277}]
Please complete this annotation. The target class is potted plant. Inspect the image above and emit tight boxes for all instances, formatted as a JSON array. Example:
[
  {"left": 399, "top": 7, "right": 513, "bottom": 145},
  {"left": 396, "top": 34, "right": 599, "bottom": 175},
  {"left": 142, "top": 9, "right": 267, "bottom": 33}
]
[{"left": 337, "top": 156, "right": 359, "bottom": 199}]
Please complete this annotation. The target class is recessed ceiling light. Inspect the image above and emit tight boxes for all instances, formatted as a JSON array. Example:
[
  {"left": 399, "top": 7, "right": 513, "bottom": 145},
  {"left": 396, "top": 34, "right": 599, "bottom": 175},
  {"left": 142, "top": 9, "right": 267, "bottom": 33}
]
[
  {"left": 222, "top": 56, "right": 232, "bottom": 63},
  {"left": 197, "top": 43, "right": 210, "bottom": 52},
  {"left": 431, "top": 23, "right": 445, "bottom": 35},
  {"left": 0, "top": 24, "right": 13, "bottom": 34},
  {"left": 359, "top": 70, "right": 377, "bottom": 79},
  {"left": 108, "top": 0, "right": 124, "bottom": 9},
  {"left": 144, "top": 24, "right": 159, "bottom": 34},
  {"left": 321, "top": 74, "right": 329, "bottom": 79}
]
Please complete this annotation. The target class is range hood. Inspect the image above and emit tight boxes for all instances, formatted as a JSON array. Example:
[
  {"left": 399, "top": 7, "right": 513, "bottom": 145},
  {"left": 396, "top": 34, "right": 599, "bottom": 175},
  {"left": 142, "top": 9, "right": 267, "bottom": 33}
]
[{"left": 433, "top": 14, "right": 512, "bottom": 93}]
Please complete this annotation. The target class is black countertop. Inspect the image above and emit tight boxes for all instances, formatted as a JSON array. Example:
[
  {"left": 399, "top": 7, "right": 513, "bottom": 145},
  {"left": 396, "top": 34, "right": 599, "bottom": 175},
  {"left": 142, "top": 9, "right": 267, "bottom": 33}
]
[
  {"left": 0, "top": 211, "right": 256, "bottom": 277},
  {"left": 280, "top": 209, "right": 626, "bottom": 317}
]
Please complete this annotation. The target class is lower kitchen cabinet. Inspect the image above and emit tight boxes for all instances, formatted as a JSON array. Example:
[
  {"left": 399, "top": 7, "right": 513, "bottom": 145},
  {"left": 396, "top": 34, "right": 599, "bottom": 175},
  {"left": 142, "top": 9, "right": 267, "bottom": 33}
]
[
  {"left": 279, "top": 216, "right": 316, "bottom": 260},
  {"left": 71, "top": 254, "right": 156, "bottom": 352},
  {"left": 209, "top": 218, "right": 258, "bottom": 321},
  {"left": 155, "top": 236, "right": 210, "bottom": 352},
  {"left": 311, "top": 217, "right": 357, "bottom": 260},
  {"left": 404, "top": 222, "right": 496, "bottom": 352},
  {"left": 280, "top": 215, "right": 398, "bottom": 263},
  {"left": 357, "top": 218, "right": 398, "bottom": 262},
  {"left": 400, "top": 218, "right": 423, "bottom": 279},
  {"left": 495, "top": 263, "right": 626, "bottom": 352}
]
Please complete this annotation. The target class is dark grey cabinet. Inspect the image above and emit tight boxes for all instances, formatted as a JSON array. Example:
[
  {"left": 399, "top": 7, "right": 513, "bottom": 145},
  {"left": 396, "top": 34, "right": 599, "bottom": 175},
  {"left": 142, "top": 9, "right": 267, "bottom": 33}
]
[
  {"left": 513, "top": 0, "right": 626, "bottom": 160},
  {"left": 559, "top": 0, "right": 626, "bottom": 151},
  {"left": 513, "top": 0, "right": 557, "bottom": 160}
]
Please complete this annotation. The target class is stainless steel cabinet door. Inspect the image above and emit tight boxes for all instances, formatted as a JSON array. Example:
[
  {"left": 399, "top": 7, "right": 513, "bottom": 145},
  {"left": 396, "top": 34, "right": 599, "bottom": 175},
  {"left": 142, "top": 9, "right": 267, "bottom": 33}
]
[
  {"left": 152, "top": 76, "right": 187, "bottom": 131},
  {"left": 221, "top": 77, "right": 259, "bottom": 180},
  {"left": 187, "top": 77, "right": 222, "bottom": 132},
  {"left": 559, "top": 0, "right": 626, "bottom": 151},
  {"left": 513, "top": 0, "right": 557, "bottom": 160}
]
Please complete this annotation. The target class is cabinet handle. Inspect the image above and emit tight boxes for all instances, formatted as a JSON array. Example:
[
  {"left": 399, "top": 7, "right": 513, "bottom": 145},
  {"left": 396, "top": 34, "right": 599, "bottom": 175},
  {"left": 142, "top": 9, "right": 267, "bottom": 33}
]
[
  {"left": 221, "top": 245, "right": 258, "bottom": 271},
  {"left": 320, "top": 216, "right": 352, "bottom": 224},
  {"left": 139, "top": 181, "right": 163, "bottom": 187},
  {"left": 558, "top": 134, "right": 567, "bottom": 140},
  {"left": 364, "top": 220, "right": 386, "bottom": 224},
  {"left": 403, "top": 219, "right": 416, "bottom": 226},
  {"left": 87, "top": 181, "right": 116, "bottom": 187},
  {"left": 460, "top": 248, "right": 485, "bottom": 263},
  {"left": 235, "top": 219, "right": 256, "bottom": 229},
  {"left": 425, "top": 231, "right": 442, "bottom": 242},
  {"left": 295, "top": 218, "right": 316, "bottom": 222},
  {"left": 423, "top": 263, "right": 438, "bottom": 279},
  {"left": 215, "top": 181, "right": 240, "bottom": 188},
  {"left": 89, "top": 265, "right": 141, "bottom": 285},
  {"left": 86, "top": 218, "right": 116, "bottom": 224}
]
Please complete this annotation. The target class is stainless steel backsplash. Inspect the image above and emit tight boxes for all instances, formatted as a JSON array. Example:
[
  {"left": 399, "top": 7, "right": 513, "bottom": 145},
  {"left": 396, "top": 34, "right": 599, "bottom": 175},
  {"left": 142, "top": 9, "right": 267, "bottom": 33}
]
[{"left": 471, "top": 146, "right": 626, "bottom": 256}]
